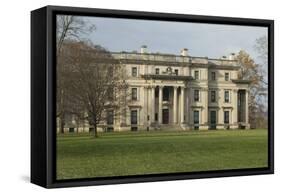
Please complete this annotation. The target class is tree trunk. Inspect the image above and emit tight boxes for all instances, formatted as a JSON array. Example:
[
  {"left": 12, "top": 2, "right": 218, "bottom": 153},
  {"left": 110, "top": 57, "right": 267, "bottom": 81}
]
[
  {"left": 93, "top": 124, "right": 98, "bottom": 138},
  {"left": 89, "top": 118, "right": 98, "bottom": 138},
  {"left": 59, "top": 114, "right": 65, "bottom": 134}
]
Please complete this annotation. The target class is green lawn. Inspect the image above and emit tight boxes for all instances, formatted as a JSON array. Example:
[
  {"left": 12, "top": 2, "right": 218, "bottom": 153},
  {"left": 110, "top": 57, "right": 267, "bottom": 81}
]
[{"left": 57, "top": 129, "right": 268, "bottom": 180}]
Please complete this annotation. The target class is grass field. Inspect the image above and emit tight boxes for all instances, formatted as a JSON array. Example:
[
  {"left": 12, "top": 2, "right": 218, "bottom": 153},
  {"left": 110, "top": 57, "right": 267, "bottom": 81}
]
[{"left": 57, "top": 129, "right": 268, "bottom": 180}]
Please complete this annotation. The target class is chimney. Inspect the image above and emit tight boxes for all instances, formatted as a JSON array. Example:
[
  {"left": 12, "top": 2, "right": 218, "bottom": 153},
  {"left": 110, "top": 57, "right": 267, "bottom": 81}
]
[
  {"left": 180, "top": 48, "right": 188, "bottom": 56},
  {"left": 228, "top": 53, "right": 236, "bottom": 60},
  {"left": 140, "top": 45, "right": 148, "bottom": 54}
]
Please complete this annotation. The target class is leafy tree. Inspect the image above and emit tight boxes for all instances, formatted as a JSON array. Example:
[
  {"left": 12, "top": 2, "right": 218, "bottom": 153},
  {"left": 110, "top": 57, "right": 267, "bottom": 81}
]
[{"left": 235, "top": 50, "right": 267, "bottom": 128}]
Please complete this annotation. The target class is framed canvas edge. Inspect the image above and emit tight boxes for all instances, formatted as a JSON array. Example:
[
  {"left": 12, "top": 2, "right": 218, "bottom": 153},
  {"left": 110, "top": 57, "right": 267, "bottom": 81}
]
[{"left": 32, "top": 5, "right": 274, "bottom": 188}]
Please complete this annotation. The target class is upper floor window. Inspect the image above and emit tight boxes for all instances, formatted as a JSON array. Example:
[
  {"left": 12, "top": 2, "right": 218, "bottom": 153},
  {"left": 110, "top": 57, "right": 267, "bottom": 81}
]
[
  {"left": 175, "top": 69, "right": 178, "bottom": 75},
  {"left": 224, "top": 90, "right": 230, "bottom": 103},
  {"left": 155, "top": 68, "right": 160, "bottom": 75},
  {"left": 132, "top": 67, "right": 137, "bottom": 77},
  {"left": 211, "top": 72, "right": 216, "bottom": 81},
  {"left": 194, "top": 90, "right": 200, "bottom": 102},
  {"left": 225, "top": 72, "right": 230, "bottom": 81},
  {"left": 132, "top": 88, "right": 137, "bottom": 100},
  {"left": 211, "top": 91, "right": 216, "bottom": 102},
  {"left": 194, "top": 70, "right": 199, "bottom": 80}
]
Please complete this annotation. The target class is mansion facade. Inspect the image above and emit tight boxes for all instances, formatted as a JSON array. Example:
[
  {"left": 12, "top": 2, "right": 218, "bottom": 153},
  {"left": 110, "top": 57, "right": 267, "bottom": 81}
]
[{"left": 60, "top": 46, "right": 250, "bottom": 133}]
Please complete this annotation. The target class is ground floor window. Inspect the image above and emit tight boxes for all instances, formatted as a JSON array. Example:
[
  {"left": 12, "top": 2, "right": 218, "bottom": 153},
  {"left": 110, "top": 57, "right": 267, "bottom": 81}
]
[
  {"left": 69, "top": 127, "right": 74, "bottom": 133},
  {"left": 194, "top": 110, "right": 199, "bottom": 129},
  {"left": 131, "top": 110, "right": 138, "bottom": 125},
  {"left": 107, "top": 110, "right": 114, "bottom": 125},
  {"left": 106, "top": 127, "right": 114, "bottom": 132},
  {"left": 131, "top": 110, "right": 138, "bottom": 131},
  {"left": 224, "top": 111, "right": 230, "bottom": 124},
  {"left": 210, "top": 110, "right": 217, "bottom": 129}
]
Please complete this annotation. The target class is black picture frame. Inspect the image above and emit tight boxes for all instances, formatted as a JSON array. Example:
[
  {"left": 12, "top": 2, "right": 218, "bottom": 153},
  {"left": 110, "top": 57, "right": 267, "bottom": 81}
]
[{"left": 31, "top": 5, "right": 274, "bottom": 188}]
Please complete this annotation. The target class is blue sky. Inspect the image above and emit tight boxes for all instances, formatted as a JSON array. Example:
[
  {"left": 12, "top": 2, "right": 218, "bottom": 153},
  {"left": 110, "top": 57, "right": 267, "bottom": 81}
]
[{"left": 80, "top": 16, "right": 267, "bottom": 63}]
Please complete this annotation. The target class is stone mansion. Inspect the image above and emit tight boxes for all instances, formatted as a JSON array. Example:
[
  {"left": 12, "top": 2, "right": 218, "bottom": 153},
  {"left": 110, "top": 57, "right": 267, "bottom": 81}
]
[{"left": 61, "top": 46, "right": 250, "bottom": 132}]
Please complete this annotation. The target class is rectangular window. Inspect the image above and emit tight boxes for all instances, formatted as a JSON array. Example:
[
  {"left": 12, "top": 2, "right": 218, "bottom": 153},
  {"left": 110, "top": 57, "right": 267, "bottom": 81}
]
[
  {"left": 194, "top": 70, "right": 199, "bottom": 80},
  {"left": 194, "top": 90, "right": 200, "bottom": 102},
  {"left": 163, "top": 87, "right": 169, "bottom": 101},
  {"left": 225, "top": 72, "right": 230, "bottom": 81},
  {"left": 224, "top": 90, "right": 230, "bottom": 103},
  {"left": 175, "top": 69, "right": 178, "bottom": 75},
  {"left": 107, "top": 110, "right": 114, "bottom": 125},
  {"left": 211, "top": 90, "right": 216, "bottom": 102},
  {"left": 155, "top": 113, "right": 158, "bottom": 121},
  {"left": 132, "top": 67, "right": 137, "bottom": 77},
  {"left": 224, "top": 111, "right": 230, "bottom": 124},
  {"left": 194, "top": 110, "right": 199, "bottom": 124},
  {"left": 155, "top": 68, "right": 160, "bottom": 75},
  {"left": 131, "top": 110, "right": 138, "bottom": 125},
  {"left": 132, "top": 88, "right": 137, "bottom": 100},
  {"left": 211, "top": 72, "right": 216, "bottom": 80}
]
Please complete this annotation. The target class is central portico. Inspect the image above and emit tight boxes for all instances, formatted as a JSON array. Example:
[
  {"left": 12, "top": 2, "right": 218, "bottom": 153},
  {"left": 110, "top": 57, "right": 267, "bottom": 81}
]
[{"left": 145, "top": 84, "right": 187, "bottom": 130}]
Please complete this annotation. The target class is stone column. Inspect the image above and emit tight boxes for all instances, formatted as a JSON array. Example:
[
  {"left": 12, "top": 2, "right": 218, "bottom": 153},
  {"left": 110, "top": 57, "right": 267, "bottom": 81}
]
[
  {"left": 245, "top": 89, "right": 249, "bottom": 125},
  {"left": 159, "top": 86, "right": 163, "bottom": 124},
  {"left": 173, "top": 86, "right": 178, "bottom": 124},
  {"left": 143, "top": 86, "right": 148, "bottom": 126},
  {"left": 180, "top": 86, "right": 185, "bottom": 123},
  {"left": 150, "top": 86, "right": 155, "bottom": 124},
  {"left": 185, "top": 88, "right": 189, "bottom": 125},
  {"left": 217, "top": 89, "right": 224, "bottom": 126},
  {"left": 232, "top": 89, "right": 238, "bottom": 125},
  {"left": 203, "top": 89, "right": 209, "bottom": 127}
]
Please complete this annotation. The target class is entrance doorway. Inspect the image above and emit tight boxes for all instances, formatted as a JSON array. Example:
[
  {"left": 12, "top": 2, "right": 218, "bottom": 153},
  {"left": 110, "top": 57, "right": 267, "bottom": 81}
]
[{"left": 162, "top": 109, "right": 169, "bottom": 124}]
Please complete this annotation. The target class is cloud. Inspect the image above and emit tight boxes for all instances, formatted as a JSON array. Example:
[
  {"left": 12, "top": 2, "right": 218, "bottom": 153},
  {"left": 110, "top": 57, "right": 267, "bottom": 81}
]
[{"left": 82, "top": 16, "right": 267, "bottom": 61}]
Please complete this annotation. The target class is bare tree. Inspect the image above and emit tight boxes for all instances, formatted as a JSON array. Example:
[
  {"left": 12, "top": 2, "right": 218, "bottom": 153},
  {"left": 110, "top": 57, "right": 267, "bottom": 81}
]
[
  {"left": 56, "top": 15, "right": 95, "bottom": 133},
  {"left": 254, "top": 35, "right": 268, "bottom": 85},
  {"left": 60, "top": 41, "right": 129, "bottom": 137},
  {"left": 56, "top": 15, "right": 95, "bottom": 55}
]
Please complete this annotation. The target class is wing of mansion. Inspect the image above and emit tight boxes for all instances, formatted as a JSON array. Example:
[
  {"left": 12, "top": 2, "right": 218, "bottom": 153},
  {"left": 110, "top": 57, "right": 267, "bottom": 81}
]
[{"left": 59, "top": 46, "right": 250, "bottom": 133}]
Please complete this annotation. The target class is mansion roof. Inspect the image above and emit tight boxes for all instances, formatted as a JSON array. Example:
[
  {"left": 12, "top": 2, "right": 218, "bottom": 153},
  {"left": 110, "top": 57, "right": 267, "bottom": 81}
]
[{"left": 111, "top": 52, "right": 239, "bottom": 69}]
